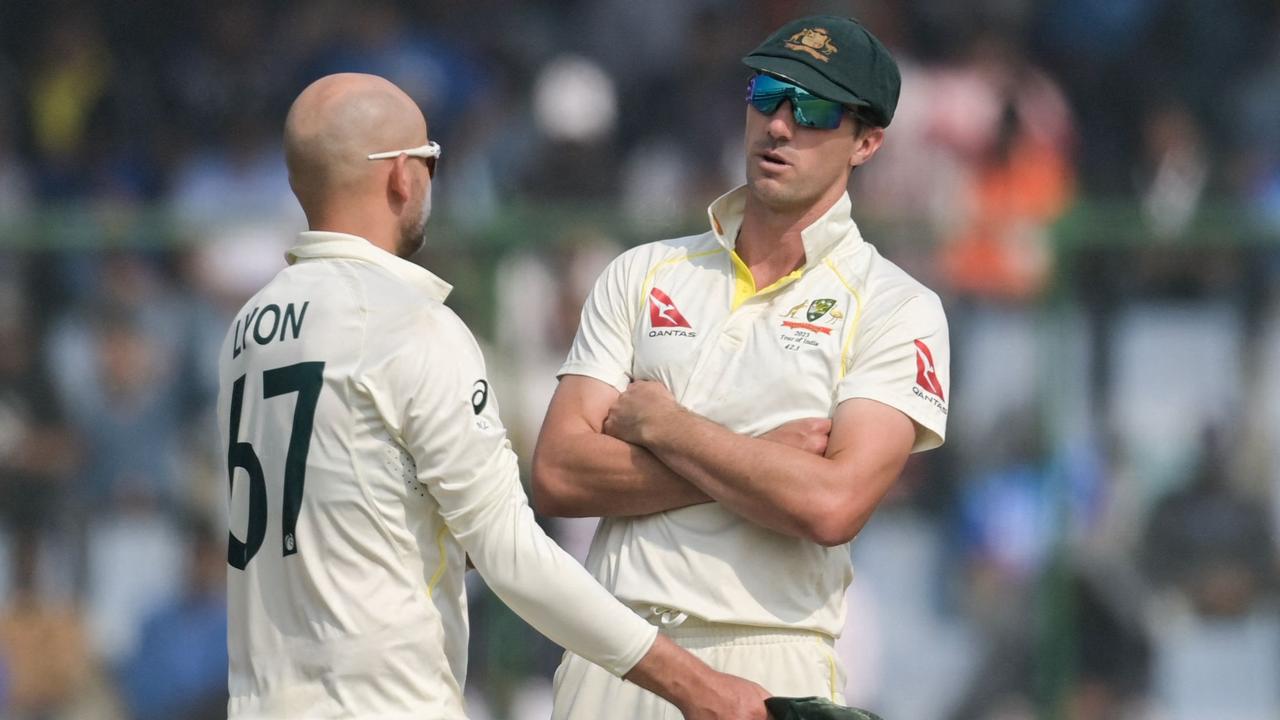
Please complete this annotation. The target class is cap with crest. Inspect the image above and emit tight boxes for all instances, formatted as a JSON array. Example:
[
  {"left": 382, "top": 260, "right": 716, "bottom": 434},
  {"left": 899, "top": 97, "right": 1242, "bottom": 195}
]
[{"left": 743, "top": 15, "right": 901, "bottom": 128}]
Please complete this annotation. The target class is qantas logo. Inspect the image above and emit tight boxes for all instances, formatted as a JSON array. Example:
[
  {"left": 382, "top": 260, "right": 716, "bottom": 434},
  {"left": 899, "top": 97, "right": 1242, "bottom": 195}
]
[
  {"left": 914, "top": 339, "right": 945, "bottom": 400},
  {"left": 648, "top": 288, "right": 691, "bottom": 329}
]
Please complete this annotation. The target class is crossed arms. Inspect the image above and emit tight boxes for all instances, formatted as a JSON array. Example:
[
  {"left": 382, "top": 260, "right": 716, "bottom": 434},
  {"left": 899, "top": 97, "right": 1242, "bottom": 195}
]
[{"left": 531, "top": 374, "right": 917, "bottom": 547}]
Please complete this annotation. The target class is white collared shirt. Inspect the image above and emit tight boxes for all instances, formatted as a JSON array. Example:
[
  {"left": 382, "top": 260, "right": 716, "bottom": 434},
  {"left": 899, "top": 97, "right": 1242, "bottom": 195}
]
[
  {"left": 560, "top": 187, "right": 950, "bottom": 637},
  {"left": 219, "top": 231, "right": 656, "bottom": 720}
]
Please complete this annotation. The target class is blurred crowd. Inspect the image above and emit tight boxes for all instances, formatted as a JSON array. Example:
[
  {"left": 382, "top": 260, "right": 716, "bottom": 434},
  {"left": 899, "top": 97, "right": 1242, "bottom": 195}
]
[{"left": 1, "top": 1, "right": 1279, "bottom": 718}]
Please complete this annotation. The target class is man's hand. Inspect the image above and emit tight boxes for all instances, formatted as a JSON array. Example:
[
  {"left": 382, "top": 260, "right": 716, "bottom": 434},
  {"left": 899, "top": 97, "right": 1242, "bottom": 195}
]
[
  {"left": 676, "top": 670, "right": 771, "bottom": 720},
  {"left": 758, "top": 418, "right": 831, "bottom": 456},
  {"left": 603, "top": 380, "right": 680, "bottom": 446},
  {"left": 625, "top": 634, "right": 770, "bottom": 720}
]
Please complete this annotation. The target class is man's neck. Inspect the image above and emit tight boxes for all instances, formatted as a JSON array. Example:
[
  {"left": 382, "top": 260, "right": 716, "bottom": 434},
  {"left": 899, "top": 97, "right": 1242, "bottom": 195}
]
[
  {"left": 735, "top": 190, "right": 842, "bottom": 288},
  {"left": 306, "top": 203, "right": 398, "bottom": 255}
]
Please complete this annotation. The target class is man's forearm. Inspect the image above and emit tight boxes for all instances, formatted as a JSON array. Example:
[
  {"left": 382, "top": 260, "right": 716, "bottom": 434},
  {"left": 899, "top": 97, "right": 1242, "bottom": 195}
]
[
  {"left": 623, "top": 634, "right": 770, "bottom": 719},
  {"left": 637, "top": 407, "right": 840, "bottom": 541},
  {"left": 531, "top": 428, "right": 712, "bottom": 517},
  {"left": 603, "top": 383, "right": 914, "bottom": 546}
]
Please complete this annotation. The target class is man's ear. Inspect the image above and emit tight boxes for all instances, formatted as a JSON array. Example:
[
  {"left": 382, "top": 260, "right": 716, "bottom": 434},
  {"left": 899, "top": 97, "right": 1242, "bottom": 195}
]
[
  {"left": 851, "top": 126, "right": 886, "bottom": 168},
  {"left": 387, "top": 154, "right": 412, "bottom": 212}
]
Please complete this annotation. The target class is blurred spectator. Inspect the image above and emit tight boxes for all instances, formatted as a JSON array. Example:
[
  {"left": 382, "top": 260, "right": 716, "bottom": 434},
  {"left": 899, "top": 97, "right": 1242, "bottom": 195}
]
[
  {"left": 160, "top": 1, "right": 283, "bottom": 145},
  {"left": 1229, "top": 11, "right": 1280, "bottom": 228},
  {"left": 616, "top": 7, "right": 753, "bottom": 224},
  {"left": 46, "top": 252, "right": 214, "bottom": 508},
  {"left": 303, "top": 0, "right": 489, "bottom": 140},
  {"left": 25, "top": 11, "right": 117, "bottom": 200},
  {"left": 935, "top": 29, "right": 1076, "bottom": 300},
  {"left": 166, "top": 101, "right": 302, "bottom": 302},
  {"left": 1137, "top": 101, "right": 1209, "bottom": 239},
  {"left": 1141, "top": 427, "right": 1276, "bottom": 618},
  {"left": 0, "top": 270, "right": 75, "bottom": 598},
  {"left": 1141, "top": 427, "right": 1280, "bottom": 718},
  {"left": 948, "top": 563, "right": 1151, "bottom": 720},
  {"left": 168, "top": 109, "right": 300, "bottom": 231},
  {"left": 1, "top": 653, "right": 8, "bottom": 717},
  {"left": 117, "top": 513, "right": 227, "bottom": 720},
  {"left": 0, "top": 535, "right": 94, "bottom": 720},
  {"left": 1034, "top": 0, "right": 1160, "bottom": 195},
  {"left": 849, "top": 51, "right": 966, "bottom": 265},
  {"left": 82, "top": 506, "right": 184, "bottom": 668},
  {"left": 0, "top": 79, "right": 30, "bottom": 218},
  {"left": 38, "top": 256, "right": 196, "bottom": 662},
  {"left": 56, "top": 304, "right": 183, "bottom": 510},
  {"left": 523, "top": 54, "right": 621, "bottom": 201},
  {"left": 493, "top": 228, "right": 620, "bottom": 461}
]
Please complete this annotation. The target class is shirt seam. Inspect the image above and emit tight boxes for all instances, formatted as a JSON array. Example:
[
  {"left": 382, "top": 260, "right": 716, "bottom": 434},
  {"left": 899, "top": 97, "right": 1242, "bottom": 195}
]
[
  {"left": 822, "top": 258, "right": 865, "bottom": 378},
  {"left": 344, "top": 262, "right": 425, "bottom": 580},
  {"left": 637, "top": 247, "right": 727, "bottom": 310}
]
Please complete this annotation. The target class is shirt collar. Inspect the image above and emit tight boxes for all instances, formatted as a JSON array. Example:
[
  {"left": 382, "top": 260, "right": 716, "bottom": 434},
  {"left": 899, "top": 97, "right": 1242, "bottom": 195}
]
[
  {"left": 285, "top": 231, "right": 452, "bottom": 302},
  {"left": 706, "top": 185, "right": 863, "bottom": 268}
]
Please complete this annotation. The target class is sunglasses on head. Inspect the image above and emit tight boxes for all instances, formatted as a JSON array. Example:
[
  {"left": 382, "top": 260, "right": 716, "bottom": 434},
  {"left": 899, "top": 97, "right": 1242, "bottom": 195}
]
[
  {"left": 367, "top": 141, "right": 442, "bottom": 178},
  {"left": 746, "top": 73, "right": 852, "bottom": 130}
]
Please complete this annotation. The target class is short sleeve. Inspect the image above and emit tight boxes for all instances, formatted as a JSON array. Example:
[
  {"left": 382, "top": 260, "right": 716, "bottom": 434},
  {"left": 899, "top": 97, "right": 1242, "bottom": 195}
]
[
  {"left": 836, "top": 293, "right": 950, "bottom": 452},
  {"left": 558, "top": 252, "right": 638, "bottom": 392}
]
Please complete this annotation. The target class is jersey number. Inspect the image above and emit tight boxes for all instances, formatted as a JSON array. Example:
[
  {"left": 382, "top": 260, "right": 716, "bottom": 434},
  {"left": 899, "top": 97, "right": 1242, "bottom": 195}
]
[{"left": 226, "top": 361, "right": 325, "bottom": 570}]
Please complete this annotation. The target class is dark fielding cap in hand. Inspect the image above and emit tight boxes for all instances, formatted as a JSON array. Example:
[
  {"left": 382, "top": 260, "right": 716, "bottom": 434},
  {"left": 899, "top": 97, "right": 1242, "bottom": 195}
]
[
  {"left": 743, "top": 15, "right": 901, "bottom": 128},
  {"left": 765, "top": 696, "right": 886, "bottom": 720}
]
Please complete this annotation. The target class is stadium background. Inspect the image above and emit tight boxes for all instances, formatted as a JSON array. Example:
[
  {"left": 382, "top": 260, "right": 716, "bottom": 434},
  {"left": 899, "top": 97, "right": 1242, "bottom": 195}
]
[{"left": 1, "top": 0, "right": 1278, "bottom": 718}]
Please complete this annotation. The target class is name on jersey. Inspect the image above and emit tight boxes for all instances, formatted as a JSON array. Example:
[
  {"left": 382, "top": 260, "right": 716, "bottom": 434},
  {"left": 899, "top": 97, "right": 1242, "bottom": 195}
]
[{"left": 232, "top": 301, "right": 310, "bottom": 358}]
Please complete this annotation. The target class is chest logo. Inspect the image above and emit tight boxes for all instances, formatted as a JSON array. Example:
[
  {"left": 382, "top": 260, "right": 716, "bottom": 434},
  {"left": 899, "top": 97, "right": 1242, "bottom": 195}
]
[
  {"left": 780, "top": 298, "right": 843, "bottom": 335},
  {"left": 471, "top": 379, "right": 489, "bottom": 415},
  {"left": 914, "top": 340, "right": 945, "bottom": 400},
  {"left": 648, "top": 288, "right": 692, "bottom": 329}
]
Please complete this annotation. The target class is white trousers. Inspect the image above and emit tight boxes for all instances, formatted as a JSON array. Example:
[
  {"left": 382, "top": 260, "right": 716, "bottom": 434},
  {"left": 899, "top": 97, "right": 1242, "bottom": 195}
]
[{"left": 550, "top": 616, "right": 846, "bottom": 720}]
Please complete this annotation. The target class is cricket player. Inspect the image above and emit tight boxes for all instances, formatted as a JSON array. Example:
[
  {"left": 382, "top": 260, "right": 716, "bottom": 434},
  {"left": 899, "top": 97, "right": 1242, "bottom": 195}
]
[
  {"left": 217, "top": 73, "right": 770, "bottom": 720},
  {"left": 533, "top": 16, "right": 951, "bottom": 719}
]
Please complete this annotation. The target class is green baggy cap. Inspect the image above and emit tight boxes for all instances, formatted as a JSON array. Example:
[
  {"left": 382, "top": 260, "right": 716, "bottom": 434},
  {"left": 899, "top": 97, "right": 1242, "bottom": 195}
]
[
  {"left": 743, "top": 15, "right": 901, "bottom": 127},
  {"left": 765, "top": 696, "right": 886, "bottom": 720}
]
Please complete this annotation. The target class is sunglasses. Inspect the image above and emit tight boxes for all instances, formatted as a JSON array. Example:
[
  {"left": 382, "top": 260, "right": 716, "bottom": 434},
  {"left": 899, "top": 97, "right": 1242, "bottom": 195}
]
[
  {"left": 746, "top": 74, "right": 850, "bottom": 130},
  {"left": 367, "top": 141, "right": 442, "bottom": 178}
]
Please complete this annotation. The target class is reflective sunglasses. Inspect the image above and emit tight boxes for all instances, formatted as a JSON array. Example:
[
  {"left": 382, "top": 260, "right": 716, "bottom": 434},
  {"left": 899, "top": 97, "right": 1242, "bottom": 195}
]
[
  {"left": 746, "top": 73, "right": 848, "bottom": 130},
  {"left": 367, "top": 141, "right": 441, "bottom": 178}
]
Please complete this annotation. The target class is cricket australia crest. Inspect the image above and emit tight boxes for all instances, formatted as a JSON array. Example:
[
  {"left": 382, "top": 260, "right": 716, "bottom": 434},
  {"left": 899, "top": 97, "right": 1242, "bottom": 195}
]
[{"left": 785, "top": 28, "right": 839, "bottom": 63}]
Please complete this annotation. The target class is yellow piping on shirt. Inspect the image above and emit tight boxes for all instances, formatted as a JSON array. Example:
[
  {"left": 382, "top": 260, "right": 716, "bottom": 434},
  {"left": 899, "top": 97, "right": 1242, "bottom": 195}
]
[
  {"left": 824, "top": 258, "right": 864, "bottom": 377},
  {"left": 638, "top": 248, "right": 726, "bottom": 309},
  {"left": 729, "top": 251, "right": 754, "bottom": 310},
  {"left": 427, "top": 524, "right": 449, "bottom": 594},
  {"left": 825, "top": 646, "right": 838, "bottom": 701},
  {"left": 729, "top": 251, "right": 805, "bottom": 311}
]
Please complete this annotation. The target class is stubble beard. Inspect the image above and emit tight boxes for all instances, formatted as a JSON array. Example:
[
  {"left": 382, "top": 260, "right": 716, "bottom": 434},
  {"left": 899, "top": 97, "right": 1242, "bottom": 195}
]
[
  {"left": 398, "top": 181, "right": 433, "bottom": 259},
  {"left": 397, "top": 215, "right": 427, "bottom": 258},
  {"left": 747, "top": 169, "right": 812, "bottom": 213}
]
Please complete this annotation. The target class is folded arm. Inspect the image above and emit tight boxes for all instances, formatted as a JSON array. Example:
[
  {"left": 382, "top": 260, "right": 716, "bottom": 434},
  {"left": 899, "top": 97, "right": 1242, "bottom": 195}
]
[
  {"left": 604, "top": 381, "right": 917, "bottom": 546},
  {"left": 531, "top": 374, "right": 832, "bottom": 519},
  {"left": 531, "top": 374, "right": 713, "bottom": 517}
]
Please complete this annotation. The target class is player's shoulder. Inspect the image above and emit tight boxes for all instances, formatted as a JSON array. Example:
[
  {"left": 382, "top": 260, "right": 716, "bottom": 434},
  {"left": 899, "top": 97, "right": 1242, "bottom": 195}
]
[
  {"left": 605, "top": 231, "right": 721, "bottom": 277},
  {"left": 217, "top": 272, "right": 298, "bottom": 367},
  {"left": 418, "top": 300, "right": 477, "bottom": 344},
  {"left": 830, "top": 237, "right": 941, "bottom": 305}
]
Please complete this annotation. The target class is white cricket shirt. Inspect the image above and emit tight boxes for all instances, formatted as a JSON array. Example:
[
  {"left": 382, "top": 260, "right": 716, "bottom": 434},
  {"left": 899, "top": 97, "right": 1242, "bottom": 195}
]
[
  {"left": 218, "top": 232, "right": 656, "bottom": 720},
  {"left": 560, "top": 187, "right": 950, "bottom": 637}
]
